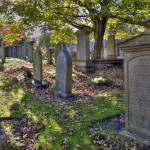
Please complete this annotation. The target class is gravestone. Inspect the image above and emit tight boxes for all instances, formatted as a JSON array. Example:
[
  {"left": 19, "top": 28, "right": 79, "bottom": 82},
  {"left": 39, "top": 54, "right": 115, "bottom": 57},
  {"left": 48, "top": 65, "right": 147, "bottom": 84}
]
[
  {"left": 47, "top": 48, "right": 53, "bottom": 64},
  {"left": 22, "top": 40, "right": 27, "bottom": 60},
  {"left": 1, "top": 40, "right": 6, "bottom": 63},
  {"left": 107, "top": 35, "right": 117, "bottom": 60},
  {"left": 118, "top": 18, "right": 150, "bottom": 144},
  {"left": 17, "top": 46, "right": 22, "bottom": 58},
  {"left": 28, "top": 42, "right": 33, "bottom": 62},
  {"left": 32, "top": 50, "right": 42, "bottom": 86},
  {"left": 14, "top": 46, "right": 17, "bottom": 58},
  {"left": 75, "top": 29, "right": 94, "bottom": 73},
  {"left": 55, "top": 50, "right": 73, "bottom": 98}
]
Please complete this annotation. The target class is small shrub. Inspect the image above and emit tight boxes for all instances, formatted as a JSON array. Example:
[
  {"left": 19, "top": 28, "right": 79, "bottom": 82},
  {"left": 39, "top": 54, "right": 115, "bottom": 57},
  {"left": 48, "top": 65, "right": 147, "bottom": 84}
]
[{"left": 92, "top": 76, "right": 113, "bottom": 86}]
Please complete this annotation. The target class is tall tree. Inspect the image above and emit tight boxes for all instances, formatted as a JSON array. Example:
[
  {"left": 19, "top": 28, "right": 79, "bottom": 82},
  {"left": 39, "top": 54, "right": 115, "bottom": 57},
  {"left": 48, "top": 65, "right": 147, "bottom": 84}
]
[{"left": 1, "top": 0, "right": 150, "bottom": 59}]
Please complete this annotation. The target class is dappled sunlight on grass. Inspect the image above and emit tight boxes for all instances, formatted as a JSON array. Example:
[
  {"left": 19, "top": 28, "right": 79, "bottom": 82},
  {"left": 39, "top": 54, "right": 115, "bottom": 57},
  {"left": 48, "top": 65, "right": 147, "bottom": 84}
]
[{"left": 0, "top": 76, "right": 125, "bottom": 149}]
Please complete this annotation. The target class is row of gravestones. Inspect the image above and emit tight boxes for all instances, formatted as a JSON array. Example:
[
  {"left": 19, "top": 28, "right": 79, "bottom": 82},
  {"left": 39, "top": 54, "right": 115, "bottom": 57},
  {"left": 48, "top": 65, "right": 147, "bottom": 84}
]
[
  {"left": 1, "top": 40, "right": 34, "bottom": 63},
  {"left": 36, "top": 18, "right": 150, "bottom": 145},
  {"left": 1, "top": 20, "right": 150, "bottom": 145},
  {"left": 32, "top": 48, "right": 72, "bottom": 98}
]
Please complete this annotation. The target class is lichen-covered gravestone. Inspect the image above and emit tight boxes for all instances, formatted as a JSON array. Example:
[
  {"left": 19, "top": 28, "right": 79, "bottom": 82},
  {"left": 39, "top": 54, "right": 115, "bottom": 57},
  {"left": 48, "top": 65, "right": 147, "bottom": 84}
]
[
  {"left": 22, "top": 40, "right": 27, "bottom": 60},
  {"left": 55, "top": 50, "right": 73, "bottom": 98},
  {"left": 118, "top": 18, "right": 150, "bottom": 144}
]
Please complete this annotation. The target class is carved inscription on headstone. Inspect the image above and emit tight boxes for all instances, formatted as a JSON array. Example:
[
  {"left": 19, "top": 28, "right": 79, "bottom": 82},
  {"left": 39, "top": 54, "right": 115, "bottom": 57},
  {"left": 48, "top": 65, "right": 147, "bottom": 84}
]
[
  {"left": 128, "top": 55, "right": 150, "bottom": 133},
  {"left": 55, "top": 50, "right": 72, "bottom": 97}
]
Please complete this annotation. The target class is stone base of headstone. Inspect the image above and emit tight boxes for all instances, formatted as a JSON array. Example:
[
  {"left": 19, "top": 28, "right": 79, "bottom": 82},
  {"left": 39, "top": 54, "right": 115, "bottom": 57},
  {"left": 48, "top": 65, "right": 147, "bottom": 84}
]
[
  {"left": 32, "top": 80, "right": 49, "bottom": 88},
  {"left": 121, "top": 130, "right": 150, "bottom": 145},
  {"left": 55, "top": 89, "right": 74, "bottom": 98},
  {"left": 75, "top": 60, "right": 94, "bottom": 73}
]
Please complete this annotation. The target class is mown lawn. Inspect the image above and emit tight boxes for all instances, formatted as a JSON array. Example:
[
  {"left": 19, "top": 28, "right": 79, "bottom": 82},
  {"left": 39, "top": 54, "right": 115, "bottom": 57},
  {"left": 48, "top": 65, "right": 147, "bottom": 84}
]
[{"left": 0, "top": 76, "right": 125, "bottom": 149}]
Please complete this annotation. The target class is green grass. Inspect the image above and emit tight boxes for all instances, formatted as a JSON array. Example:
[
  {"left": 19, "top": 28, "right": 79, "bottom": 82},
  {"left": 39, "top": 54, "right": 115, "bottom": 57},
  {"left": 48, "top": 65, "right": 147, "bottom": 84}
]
[{"left": 0, "top": 76, "right": 125, "bottom": 150}]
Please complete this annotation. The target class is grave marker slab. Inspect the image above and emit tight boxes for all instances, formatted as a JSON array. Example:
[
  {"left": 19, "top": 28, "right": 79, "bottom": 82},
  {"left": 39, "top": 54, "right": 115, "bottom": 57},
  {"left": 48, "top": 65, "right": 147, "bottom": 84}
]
[
  {"left": 28, "top": 42, "right": 33, "bottom": 62},
  {"left": 118, "top": 18, "right": 150, "bottom": 144},
  {"left": 75, "top": 29, "right": 94, "bottom": 73},
  {"left": 32, "top": 50, "right": 48, "bottom": 88},
  {"left": 55, "top": 50, "right": 73, "bottom": 98},
  {"left": 107, "top": 35, "right": 117, "bottom": 60},
  {"left": 22, "top": 40, "right": 27, "bottom": 60}
]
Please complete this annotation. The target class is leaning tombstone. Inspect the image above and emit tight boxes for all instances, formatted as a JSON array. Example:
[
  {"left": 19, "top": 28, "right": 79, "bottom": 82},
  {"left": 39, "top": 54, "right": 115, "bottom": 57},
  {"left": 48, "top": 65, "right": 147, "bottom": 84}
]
[
  {"left": 32, "top": 50, "right": 48, "bottom": 88},
  {"left": 47, "top": 48, "right": 53, "bottom": 64},
  {"left": 55, "top": 50, "right": 73, "bottom": 98},
  {"left": 118, "top": 18, "right": 150, "bottom": 144},
  {"left": 1, "top": 40, "right": 6, "bottom": 63}
]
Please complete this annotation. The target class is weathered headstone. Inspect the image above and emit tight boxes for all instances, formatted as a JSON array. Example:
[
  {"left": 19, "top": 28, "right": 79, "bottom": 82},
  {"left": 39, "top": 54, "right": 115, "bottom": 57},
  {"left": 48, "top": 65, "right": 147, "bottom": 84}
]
[
  {"left": 17, "top": 46, "right": 22, "bottom": 58},
  {"left": 22, "top": 39, "right": 27, "bottom": 60},
  {"left": 28, "top": 42, "right": 33, "bottom": 62},
  {"left": 55, "top": 50, "right": 73, "bottom": 98},
  {"left": 118, "top": 18, "right": 150, "bottom": 144},
  {"left": 107, "top": 35, "right": 117, "bottom": 60},
  {"left": 1, "top": 40, "right": 6, "bottom": 63},
  {"left": 75, "top": 29, "right": 94, "bottom": 73},
  {"left": 14, "top": 46, "right": 17, "bottom": 58},
  {"left": 32, "top": 50, "right": 42, "bottom": 86},
  {"left": 47, "top": 48, "right": 53, "bottom": 64}
]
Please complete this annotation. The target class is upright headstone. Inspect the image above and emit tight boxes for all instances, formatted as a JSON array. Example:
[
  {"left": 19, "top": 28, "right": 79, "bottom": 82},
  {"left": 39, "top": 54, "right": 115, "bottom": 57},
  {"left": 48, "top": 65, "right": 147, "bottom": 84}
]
[
  {"left": 17, "top": 46, "right": 22, "bottom": 58},
  {"left": 107, "top": 35, "right": 117, "bottom": 60},
  {"left": 33, "top": 50, "right": 42, "bottom": 86},
  {"left": 28, "top": 42, "right": 33, "bottom": 62},
  {"left": 118, "top": 18, "right": 150, "bottom": 144},
  {"left": 8, "top": 47, "right": 11, "bottom": 57},
  {"left": 1, "top": 40, "right": 6, "bottom": 63},
  {"left": 20, "top": 46, "right": 23, "bottom": 58},
  {"left": 22, "top": 40, "right": 27, "bottom": 60},
  {"left": 47, "top": 48, "right": 53, "bottom": 64},
  {"left": 75, "top": 29, "right": 94, "bottom": 73},
  {"left": 55, "top": 50, "right": 73, "bottom": 98},
  {"left": 14, "top": 46, "right": 17, "bottom": 58}
]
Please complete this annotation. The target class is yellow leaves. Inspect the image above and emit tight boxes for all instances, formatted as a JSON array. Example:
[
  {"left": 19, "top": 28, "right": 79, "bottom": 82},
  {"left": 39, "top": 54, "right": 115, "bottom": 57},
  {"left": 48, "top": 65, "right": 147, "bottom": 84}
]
[{"left": 50, "top": 25, "right": 76, "bottom": 44}]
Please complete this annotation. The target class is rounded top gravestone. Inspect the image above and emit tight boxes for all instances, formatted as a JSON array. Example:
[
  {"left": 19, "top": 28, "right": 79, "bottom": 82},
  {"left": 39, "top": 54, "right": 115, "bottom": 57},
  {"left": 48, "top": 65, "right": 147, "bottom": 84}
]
[{"left": 55, "top": 50, "right": 73, "bottom": 98}]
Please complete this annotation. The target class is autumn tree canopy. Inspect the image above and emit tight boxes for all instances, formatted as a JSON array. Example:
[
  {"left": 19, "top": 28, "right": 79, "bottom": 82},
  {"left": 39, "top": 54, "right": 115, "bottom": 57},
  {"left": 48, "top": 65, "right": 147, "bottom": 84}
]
[{"left": 1, "top": 0, "right": 149, "bottom": 58}]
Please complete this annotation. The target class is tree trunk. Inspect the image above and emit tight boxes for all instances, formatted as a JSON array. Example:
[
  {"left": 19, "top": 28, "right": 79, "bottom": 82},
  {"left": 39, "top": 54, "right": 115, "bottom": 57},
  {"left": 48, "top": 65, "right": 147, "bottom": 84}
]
[{"left": 92, "top": 17, "right": 107, "bottom": 60}]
